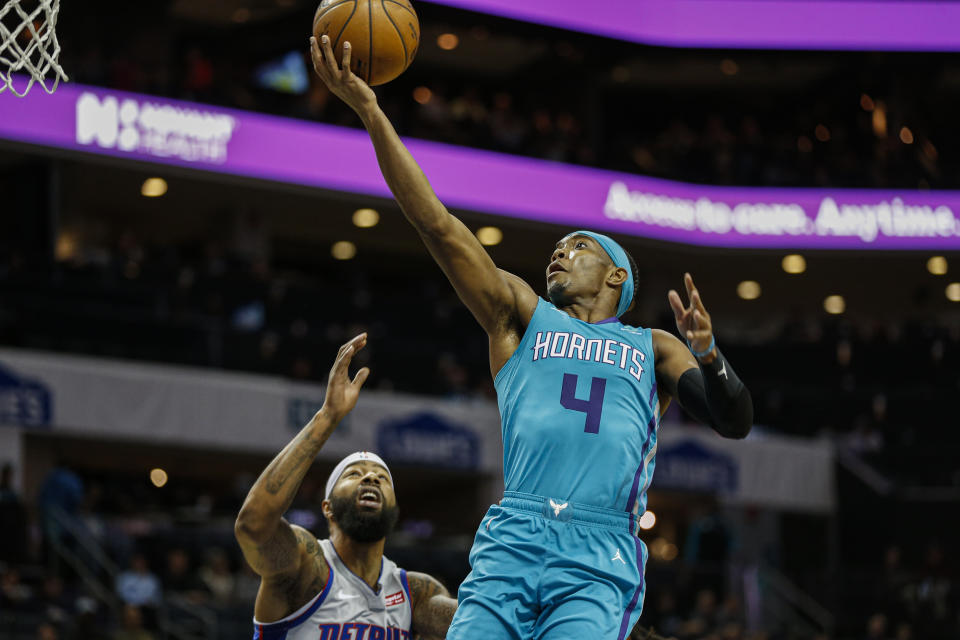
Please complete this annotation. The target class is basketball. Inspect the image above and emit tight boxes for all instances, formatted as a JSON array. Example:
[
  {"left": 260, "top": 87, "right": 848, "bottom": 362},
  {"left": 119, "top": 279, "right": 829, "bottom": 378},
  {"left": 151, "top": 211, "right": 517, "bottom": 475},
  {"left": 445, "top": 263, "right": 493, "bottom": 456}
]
[{"left": 313, "top": 0, "right": 420, "bottom": 86}]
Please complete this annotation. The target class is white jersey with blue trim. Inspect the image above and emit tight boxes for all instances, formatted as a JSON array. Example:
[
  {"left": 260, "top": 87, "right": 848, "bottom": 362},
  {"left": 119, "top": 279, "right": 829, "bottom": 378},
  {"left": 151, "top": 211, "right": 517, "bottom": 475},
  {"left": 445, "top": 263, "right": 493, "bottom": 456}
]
[{"left": 252, "top": 539, "right": 413, "bottom": 640}]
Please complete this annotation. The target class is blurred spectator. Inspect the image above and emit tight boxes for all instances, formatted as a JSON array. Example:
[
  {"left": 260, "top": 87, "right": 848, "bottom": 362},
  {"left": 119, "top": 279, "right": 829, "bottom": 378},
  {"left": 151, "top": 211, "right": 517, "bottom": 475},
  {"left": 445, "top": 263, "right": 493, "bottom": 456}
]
[
  {"left": 0, "top": 463, "right": 28, "bottom": 563},
  {"left": 36, "top": 622, "right": 60, "bottom": 640},
  {"left": 116, "top": 554, "right": 161, "bottom": 609},
  {"left": 648, "top": 591, "right": 683, "bottom": 638},
  {"left": 680, "top": 589, "right": 719, "bottom": 638},
  {"left": 1, "top": 566, "right": 33, "bottom": 608},
  {"left": 877, "top": 545, "right": 908, "bottom": 620},
  {"left": 183, "top": 48, "right": 214, "bottom": 101},
  {"left": 36, "top": 575, "right": 75, "bottom": 627},
  {"left": 864, "top": 612, "right": 889, "bottom": 640},
  {"left": 902, "top": 542, "right": 954, "bottom": 638},
  {"left": 894, "top": 623, "right": 913, "bottom": 640},
  {"left": 198, "top": 548, "right": 235, "bottom": 605},
  {"left": 111, "top": 605, "right": 155, "bottom": 640},
  {"left": 230, "top": 210, "right": 271, "bottom": 267},
  {"left": 37, "top": 462, "right": 85, "bottom": 556},
  {"left": 163, "top": 548, "right": 210, "bottom": 604}
]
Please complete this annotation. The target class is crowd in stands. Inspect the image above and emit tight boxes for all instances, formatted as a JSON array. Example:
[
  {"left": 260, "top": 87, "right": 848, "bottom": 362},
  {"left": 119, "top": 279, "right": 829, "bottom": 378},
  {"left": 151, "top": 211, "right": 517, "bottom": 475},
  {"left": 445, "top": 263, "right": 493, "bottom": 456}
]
[
  {"left": 56, "top": 12, "right": 955, "bottom": 191},
  {"left": 2, "top": 217, "right": 958, "bottom": 449},
  {"left": 5, "top": 462, "right": 956, "bottom": 640}
]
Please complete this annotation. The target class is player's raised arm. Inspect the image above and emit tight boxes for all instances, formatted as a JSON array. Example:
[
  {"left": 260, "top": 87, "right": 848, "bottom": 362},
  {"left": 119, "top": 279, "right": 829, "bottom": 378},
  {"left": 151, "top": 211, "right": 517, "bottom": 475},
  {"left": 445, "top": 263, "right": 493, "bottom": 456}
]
[
  {"left": 654, "top": 274, "right": 753, "bottom": 439},
  {"left": 309, "top": 36, "right": 536, "bottom": 336},
  {"left": 235, "top": 334, "right": 371, "bottom": 619}
]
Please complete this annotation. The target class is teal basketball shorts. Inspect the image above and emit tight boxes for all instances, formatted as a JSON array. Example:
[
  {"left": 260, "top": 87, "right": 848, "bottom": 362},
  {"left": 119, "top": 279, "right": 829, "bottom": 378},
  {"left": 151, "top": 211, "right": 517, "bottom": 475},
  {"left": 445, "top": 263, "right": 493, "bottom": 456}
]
[{"left": 446, "top": 491, "right": 648, "bottom": 640}]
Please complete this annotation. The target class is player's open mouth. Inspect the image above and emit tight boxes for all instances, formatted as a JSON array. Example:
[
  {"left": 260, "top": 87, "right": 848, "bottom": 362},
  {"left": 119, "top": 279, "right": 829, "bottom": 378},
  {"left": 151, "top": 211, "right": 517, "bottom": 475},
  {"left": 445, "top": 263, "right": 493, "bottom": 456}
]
[
  {"left": 357, "top": 488, "right": 382, "bottom": 509},
  {"left": 548, "top": 262, "right": 566, "bottom": 275}
]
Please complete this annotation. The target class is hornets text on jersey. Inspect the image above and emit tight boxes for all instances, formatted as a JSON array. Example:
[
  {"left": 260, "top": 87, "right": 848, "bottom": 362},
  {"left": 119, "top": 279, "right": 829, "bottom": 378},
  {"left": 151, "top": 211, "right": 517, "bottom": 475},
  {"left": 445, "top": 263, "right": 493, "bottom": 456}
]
[{"left": 494, "top": 298, "right": 660, "bottom": 530}]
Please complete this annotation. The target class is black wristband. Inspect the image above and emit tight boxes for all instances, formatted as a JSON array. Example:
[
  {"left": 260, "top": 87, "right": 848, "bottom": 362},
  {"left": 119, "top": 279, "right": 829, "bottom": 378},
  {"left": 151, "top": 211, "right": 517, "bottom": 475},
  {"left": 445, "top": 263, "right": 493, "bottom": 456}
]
[
  {"left": 678, "top": 347, "right": 753, "bottom": 439},
  {"left": 699, "top": 347, "right": 734, "bottom": 380}
]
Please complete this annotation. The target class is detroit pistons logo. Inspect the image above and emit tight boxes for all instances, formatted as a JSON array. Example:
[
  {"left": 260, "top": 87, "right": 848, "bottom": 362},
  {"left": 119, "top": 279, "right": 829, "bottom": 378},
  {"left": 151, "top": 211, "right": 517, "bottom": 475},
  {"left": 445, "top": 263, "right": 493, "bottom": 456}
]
[{"left": 317, "top": 623, "right": 410, "bottom": 639}]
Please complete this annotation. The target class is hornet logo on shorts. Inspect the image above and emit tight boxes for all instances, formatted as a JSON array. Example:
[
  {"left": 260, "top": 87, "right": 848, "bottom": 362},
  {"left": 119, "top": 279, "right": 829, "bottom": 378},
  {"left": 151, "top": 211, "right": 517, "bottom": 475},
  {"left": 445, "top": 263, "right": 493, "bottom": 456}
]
[{"left": 75, "top": 91, "right": 237, "bottom": 164}]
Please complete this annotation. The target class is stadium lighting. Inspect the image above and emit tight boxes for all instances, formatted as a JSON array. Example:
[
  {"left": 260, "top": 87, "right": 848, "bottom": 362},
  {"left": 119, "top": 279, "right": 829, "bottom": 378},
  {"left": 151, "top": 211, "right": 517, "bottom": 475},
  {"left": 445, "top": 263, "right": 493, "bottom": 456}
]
[
  {"left": 927, "top": 256, "right": 948, "bottom": 276},
  {"left": 476, "top": 226, "right": 503, "bottom": 246},
  {"left": 650, "top": 537, "right": 678, "bottom": 561},
  {"left": 437, "top": 33, "right": 459, "bottom": 50},
  {"left": 737, "top": 281, "right": 761, "bottom": 300},
  {"left": 946, "top": 283, "right": 960, "bottom": 302},
  {"left": 150, "top": 468, "right": 168, "bottom": 488},
  {"left": 352, "top": 208, "right": 380, "bottom": 228},
  {"left": 815, "top": 124, "right": 831, "bottom": 142},
  {"left": 331, "top": 241, "right": 357, "bottom": 260},
  {"left": 872, "top": 102, "right": 888, "bottom": 137},
  {"left": 860, "top": 94, "right": 875, "bottom": 112},
  {"left": 899, "top": 127, "right": 915, "bottom": 144},
  {"left": 639, "top": 511, "right": 656, "bottom": 530},
  {"left": 141, "top": 178, "right": 167, "bottom": 198},
  {"left": 55, "top": 232, "right": 77, "bottom": 262},
  {"left": 413, "top": 86, "right": 432, "bottom": 104},
  {"left": 782, "top": 254, "right": 806, "bottom": 274},
  {"left": 824, "top": 295, "right": 845, "bottom": 315}
]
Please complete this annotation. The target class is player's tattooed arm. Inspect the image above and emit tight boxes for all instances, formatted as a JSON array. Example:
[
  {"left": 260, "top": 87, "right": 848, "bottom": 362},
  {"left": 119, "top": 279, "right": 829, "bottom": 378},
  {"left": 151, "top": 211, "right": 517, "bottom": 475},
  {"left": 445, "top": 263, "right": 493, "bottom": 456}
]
[
  {"left": 235, "top": 334, "right": 370, "bottom": 579},
  {"left": 407, "top": 572, "right": 458, "bottom": 639}
]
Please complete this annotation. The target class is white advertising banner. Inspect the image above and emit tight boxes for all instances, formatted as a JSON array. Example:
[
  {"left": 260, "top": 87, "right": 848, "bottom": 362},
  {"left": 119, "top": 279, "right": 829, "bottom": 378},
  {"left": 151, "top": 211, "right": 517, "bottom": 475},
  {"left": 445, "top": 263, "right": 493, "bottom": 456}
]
[
  {"left": 0, "top": 348, "right": 503, "bottom": 473},
  {"left": 0, "top": 348, "right": 834, "bottom": 512},
  {"left": 653, "top": 425, "right": 835, "bottom": 513}
]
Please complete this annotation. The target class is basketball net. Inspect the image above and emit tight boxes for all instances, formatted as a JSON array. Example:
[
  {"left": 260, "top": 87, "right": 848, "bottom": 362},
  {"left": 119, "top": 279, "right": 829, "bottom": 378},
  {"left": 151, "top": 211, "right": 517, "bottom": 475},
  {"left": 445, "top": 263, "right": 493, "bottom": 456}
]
[{"left": 0, "top": 0, "right": 67, "bottom": 97}]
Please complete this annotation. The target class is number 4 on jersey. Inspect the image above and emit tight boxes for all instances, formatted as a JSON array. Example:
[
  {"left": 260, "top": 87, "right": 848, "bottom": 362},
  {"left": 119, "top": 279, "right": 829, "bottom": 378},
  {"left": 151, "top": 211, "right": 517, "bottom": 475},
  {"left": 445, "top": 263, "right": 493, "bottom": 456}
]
[{"left": 560, "top": 373, "right": 606, "bottom": 434}]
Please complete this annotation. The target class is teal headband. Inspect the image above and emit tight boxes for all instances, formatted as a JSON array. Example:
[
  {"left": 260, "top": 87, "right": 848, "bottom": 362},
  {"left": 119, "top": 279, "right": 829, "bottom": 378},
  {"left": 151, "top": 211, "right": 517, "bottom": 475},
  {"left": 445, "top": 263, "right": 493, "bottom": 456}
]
[{"left": 574, "top": 230, "right": 635, "bottom": 317}]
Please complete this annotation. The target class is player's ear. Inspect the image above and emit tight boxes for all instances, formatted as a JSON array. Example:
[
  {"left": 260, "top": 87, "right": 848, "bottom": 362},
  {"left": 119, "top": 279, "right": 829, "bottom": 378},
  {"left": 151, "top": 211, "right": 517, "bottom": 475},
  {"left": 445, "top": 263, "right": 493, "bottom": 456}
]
[
  {"left": 321, "top": 499, "right": 334, "bottom": 520},
  {"left": 607, "top": 267, "right": 629, "bottom": 286}
]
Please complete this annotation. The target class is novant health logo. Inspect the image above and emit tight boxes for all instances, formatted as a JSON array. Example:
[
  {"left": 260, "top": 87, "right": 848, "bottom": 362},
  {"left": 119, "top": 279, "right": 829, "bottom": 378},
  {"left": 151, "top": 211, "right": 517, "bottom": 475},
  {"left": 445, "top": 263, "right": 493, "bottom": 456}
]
[{"left": 75, "top": 91, "right": 237, "bottom": 164}]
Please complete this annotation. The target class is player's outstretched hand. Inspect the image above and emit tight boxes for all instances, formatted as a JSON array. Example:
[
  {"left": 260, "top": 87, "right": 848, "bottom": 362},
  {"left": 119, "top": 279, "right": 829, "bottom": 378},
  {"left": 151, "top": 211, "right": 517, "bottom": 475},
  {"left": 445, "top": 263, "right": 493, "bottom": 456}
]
[
  {"left": 321, "top": 333, "right": 371, "bottom": 423},
  {"left": 668, "top": 273, "right": 715, "bottom": 359},
  {"left": 310, "top": 35, "right": 377, "bottom": 116}
]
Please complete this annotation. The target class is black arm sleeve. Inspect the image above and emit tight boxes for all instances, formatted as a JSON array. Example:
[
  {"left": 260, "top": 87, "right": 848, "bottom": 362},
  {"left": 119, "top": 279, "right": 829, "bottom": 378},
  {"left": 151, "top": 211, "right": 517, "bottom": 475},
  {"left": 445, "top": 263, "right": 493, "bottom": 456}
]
[{"left": 676, "top": 348, "right": 753, "bottom": 439}]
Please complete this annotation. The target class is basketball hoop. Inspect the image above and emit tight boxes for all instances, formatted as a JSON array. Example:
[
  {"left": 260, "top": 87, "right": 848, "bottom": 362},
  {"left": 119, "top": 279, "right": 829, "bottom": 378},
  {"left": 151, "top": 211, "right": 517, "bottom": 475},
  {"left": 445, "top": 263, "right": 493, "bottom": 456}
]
[{"left": 0, "top": 0, "right": 67, "bottom": 97}]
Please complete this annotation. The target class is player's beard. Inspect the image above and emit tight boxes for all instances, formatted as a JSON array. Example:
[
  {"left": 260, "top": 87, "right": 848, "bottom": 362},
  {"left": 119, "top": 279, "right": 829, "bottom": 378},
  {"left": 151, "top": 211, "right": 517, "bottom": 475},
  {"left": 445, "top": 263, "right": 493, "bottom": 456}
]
[
  {"left": 329, "top": 492, "right": 399, "bottom": 543},
  {"left": 547, "top": 278, "right": 572, "bottom": 308}
]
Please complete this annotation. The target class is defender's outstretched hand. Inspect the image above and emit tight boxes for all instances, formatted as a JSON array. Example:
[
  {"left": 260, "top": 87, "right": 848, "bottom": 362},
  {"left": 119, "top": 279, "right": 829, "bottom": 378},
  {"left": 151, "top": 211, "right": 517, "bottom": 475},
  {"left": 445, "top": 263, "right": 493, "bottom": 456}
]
[
  {"left": 668, "top": 273, "right": 715, "bottom": 359},
  {"left": 321, "top": 333, "right": 371, "bottom": 422},
  {"left": 310, "top": 35, "right": 377, "bottom": 115}
]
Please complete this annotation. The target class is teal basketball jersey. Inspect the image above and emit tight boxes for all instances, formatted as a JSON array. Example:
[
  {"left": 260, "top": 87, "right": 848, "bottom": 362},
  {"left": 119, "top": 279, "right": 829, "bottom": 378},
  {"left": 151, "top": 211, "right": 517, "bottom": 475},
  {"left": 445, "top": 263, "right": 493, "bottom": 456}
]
[{"left": 494, "top": 298, "right": 660, "bottom": 528}]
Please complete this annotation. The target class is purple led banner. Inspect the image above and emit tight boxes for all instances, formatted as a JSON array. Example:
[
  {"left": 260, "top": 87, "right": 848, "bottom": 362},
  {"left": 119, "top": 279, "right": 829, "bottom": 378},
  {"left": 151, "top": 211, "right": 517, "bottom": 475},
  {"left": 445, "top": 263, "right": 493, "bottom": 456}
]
[
  {"left": 424, "top": 0, "right": 960, "bottom": 51},
  {"left": 1, "top": 82, "right": 959, "bottom": 250}
]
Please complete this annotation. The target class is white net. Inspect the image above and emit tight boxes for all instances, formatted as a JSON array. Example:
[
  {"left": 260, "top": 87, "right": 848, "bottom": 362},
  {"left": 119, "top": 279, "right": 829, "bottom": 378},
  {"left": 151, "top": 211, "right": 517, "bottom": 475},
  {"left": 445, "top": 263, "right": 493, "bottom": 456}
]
[{"left": 0, "top": 0, "right": 67, "bottom": 97}]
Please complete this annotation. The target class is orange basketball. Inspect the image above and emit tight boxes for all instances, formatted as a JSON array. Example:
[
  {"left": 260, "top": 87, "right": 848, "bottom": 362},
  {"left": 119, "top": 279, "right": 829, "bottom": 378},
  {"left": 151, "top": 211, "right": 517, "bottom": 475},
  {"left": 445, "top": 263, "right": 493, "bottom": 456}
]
[{"left": 313, "top": 0, "right": 420, "bottom": 86}]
